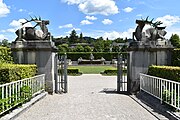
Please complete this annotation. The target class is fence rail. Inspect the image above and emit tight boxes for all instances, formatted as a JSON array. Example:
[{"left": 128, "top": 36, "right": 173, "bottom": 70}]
[
  {"left": 0, "top": 74, "right": 45, "bottom": 115},
  {"left": 140, "top": 73, "right": 180, "bottom": 110}
]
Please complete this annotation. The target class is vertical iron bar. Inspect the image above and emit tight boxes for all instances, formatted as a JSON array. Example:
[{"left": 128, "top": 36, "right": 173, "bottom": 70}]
[{"left": 64, "top": 53, "right": 68, "bottom": 93}]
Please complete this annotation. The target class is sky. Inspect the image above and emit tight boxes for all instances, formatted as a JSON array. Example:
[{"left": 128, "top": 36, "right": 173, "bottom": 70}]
[{"left": 0, "top": 0, "right": 180, "bottom": 41}]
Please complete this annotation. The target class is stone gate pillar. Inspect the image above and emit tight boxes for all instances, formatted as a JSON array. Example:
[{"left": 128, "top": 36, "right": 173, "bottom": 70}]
[
  {"left": 11, "top": 40, "right": 57, "bottom": 94},
  {"left": 127, "top": 41, "right": 174, "bottom": 93}
]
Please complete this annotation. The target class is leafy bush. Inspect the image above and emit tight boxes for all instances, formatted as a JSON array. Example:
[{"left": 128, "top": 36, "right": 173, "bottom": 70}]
[
  {"left": 172, "top": 49, "right": 180, "bottom": 66},
  {"left": 0, "top": 64, "right": 37, "bottom": 84},
  {"left": 148, "top": 65, "right": 180, "bottom": 82},
  {"left": 67, "top": 68, "right": 82, "bottom": 76},
  {"left": 101, "top": 68, "right": 127, "bottom": 75},
  {"left": 101, "top": 69, "right": 117, "bottom": 75},
  {"left": 0, "top": 47, "right": 13, "bottom": 64}
]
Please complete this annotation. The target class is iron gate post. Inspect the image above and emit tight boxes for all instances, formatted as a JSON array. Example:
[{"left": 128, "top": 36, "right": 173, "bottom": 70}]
[
  {"left": 117, "top": 54, "right": 123, "bottom": 92},
  {"left": 64, "top": 53, "right": 68, "bottom": 93}
]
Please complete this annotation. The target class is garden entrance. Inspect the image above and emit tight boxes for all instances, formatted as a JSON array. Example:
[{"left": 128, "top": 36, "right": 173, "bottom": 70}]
[{"left": 55, "top": 53, "right": 129, "bottom": 94}]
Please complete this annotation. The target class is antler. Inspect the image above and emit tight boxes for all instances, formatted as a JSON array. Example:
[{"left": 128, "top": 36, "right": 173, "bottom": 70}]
[
  {"left": 21, "top": 16, "right": 42, "bottom": 26},
  {"left": 152, "top": 21, "right": 163, "bottom": 28},
  {"left": 141, "top": 16, "right": 154, "bottom": 24}
]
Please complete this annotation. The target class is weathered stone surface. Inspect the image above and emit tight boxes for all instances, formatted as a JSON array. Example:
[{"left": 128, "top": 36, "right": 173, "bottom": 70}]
[{"left": 11, "top": 40, "right": 57, "bottom": 94}]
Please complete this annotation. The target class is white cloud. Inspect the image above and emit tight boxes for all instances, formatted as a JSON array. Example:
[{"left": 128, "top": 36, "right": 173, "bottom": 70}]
[
  {"left": 123, "top": 7, "right": 133, "bottom": 13},
  {"left": 102, "top": 19, "right": 113, "bottom": 25},
  {"left": 103, "top": 28, "right": 134, "bottom": 40},
  {"left": 63, "top": 0, "right": 119, "bottom": 16},
  {"left": 85, "top": 15, "right": 97, "bottom": 20},
  {"left": 80, "top": 20, "right": 93, "bottom": 25},
  {"left": 59, "top": 24, "right": 73, "bottom": 29},
  {"left": 156, "top": 15, "right": 180, "bottom": 27},
  {"left": 9, "top": 19, "right": 33, "bottom": 28},
  {"left": 0, "top": 0, "right": 10, "bottom": 17},
  {"left": 66, "top": 28, "right": 81, "bottom": 34},
  {"left": 18, "top": 9, "right": 26, "bottom": 12},
  {"left": 62, "top": 0, "right": 85, "bottom": 5},
  {"left": 1, "top": 28, "right": 16, "bottom": 33},
  {"left": 0, "top": 34, "right": 7, "bottom": 40},
  {"left": 1, "top": 19, "right": 33, "bottom": 33},
  {"left": 165, "top": 27, "right": 180, "bottom": 39}
]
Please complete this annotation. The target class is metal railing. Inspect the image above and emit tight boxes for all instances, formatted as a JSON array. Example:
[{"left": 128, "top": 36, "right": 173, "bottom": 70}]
[
  {"left": 0, "top": 74, "right": 45, "bottom": 115},
  {"left": 140, "top": 73, "right": 180, "bottom": 110}
]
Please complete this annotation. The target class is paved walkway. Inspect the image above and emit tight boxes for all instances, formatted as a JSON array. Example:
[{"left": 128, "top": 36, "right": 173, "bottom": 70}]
[{"left": 15, "top": 74, "right": 158, "bottom": 120}]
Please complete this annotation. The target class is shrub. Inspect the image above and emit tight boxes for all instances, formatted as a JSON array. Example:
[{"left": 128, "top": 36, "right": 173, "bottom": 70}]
[
  {"left": 0, "top": 46, "right": 13, "bottom": 64},
  {"left": 0, "top": 64, "right": 37, "bottom": 84},
  {"left": 172, "top": 49, "right": 180, "bottom": 66},
  {"left": 148, "top": 65, "right": 180, "bottom": 82},
  {"left": 101, "top": 69, "right": 117, "bottom": 75},
  {"left": 67, "top": 68, "right": 82, "bottom": 76},
  {"left": 101, "top": 68, "right": 127, "bottom": 75}
]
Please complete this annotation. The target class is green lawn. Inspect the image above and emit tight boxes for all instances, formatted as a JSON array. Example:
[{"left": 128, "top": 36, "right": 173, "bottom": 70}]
[{"left": 68, "top": 65, "right": 117, "bottom": 74}]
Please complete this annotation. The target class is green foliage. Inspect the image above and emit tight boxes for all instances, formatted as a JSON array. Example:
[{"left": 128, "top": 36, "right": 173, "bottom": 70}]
[
  {"left": 93, "top": 39, "right": 104, "bottom": 52},
  {"left": 162, "top": 90, "right": 179, "bottom": 108},
  {"left": 170, "top": 34, "right": 180, "bottom": 48},
  {"left": 148, "top": 65, "right": 180, "bottom": 82},
  {"left": 101, "top": 69, "right": 117, "bottom": 75},
  {"left": 69, "top": 29, "right": 78, "bottom": 43},
  {"left": 0, "top": 85, "right": 32, "bottom": 113},
  {"left": 0, "top": 64, "right": 37, "bottom": 84},
  {"left": 0, "top": 39, "right": 11, "bottom": 47},
  {"left": 0, "top": 47, "right": 13, "bottom": 64},
  {"left": 58, "top": 52, "right": 125, "bottom": 61},
  {"left": 67, "top": 68, "right": 82, "bottom": 76},
  {"left": 84, "top": 46, "right": 92, "bottom": 52},
  {"left": 57, "top": 44, "right": 69, "bottom": 52},
  {"left": 172, "top": 49, "right": 180, "bottom": 66},
  {"left": 114, "top": 38, "right": 126, "bottom": 43},
  {"left": 20, "top": 85, "right": 32, "bottom": 101},
  {"left": 68, "top": 65, "right": 116, "bottom": 74},
  {"left": 74, "top": 45, "right": 84, "bottom": 52},
  {"left": 101, "top": 68, "right": 127, "bottom": 75}
]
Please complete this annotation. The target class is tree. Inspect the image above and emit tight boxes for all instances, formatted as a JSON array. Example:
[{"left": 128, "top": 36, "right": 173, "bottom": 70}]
[
  {"left": 170, "top": 34, "right": 180, "bottom": 48},
  {"left": 79, "top": 32, "right": 85, "bottom": 43},
  {"left": 103, "top": 40, "right": 112, "bottom": 52},
  {"left": 0, "top": 39, "right": 11, "bottom": 47},
  {"left": 74, "top": 45, "right": 84, "bottom": 52},
  {"left": 114, "top": 38, "right": 125, "bottom": 43},
  {"left": 93, "top": 39, "right": 104, "bottom": 52},
  {"left": 57, "top": 44, "right": 69, "bottom": 52},
  {"left": 69, "top": 30, "right": 78, "bottom": 43},
  {"left": 84, "top": 46, "right": 92, "bottom": 52}
]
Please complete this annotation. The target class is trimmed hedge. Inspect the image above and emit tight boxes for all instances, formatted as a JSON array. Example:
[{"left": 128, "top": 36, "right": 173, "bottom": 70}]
[
  {"left": 58, "top": 52, "right": 127, "bottom": 61},
  {"left": 172, "top": 49, "right": 180, "bottom": 66},
  {"left": 101, "top": 69, "right": 117, "bottom": 75},
  {"left": 67, "top": 68, "right": 82, "bottom": 75},
  {"left": 101, "top": 68, "right": 127, "bottom": 75},
  {"left": 148, "top": 65, "right": 180, "bottom": 82},
  {"left": 0, "top": 46, "right": 13, "bottom": 63},
  {"left": 0, "top": 64, "right": 37, "bottom": 84}
]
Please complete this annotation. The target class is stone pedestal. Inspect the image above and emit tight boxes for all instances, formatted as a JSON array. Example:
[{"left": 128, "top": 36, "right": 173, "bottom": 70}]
[
  {"left": 11, "top": 40, "right": 57, "bottom": 94},
  {"left": 127, "top": 41, "right": 174, "bottom": 93}
]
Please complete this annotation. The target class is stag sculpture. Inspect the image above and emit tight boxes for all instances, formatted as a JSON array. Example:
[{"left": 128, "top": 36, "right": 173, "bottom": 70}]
[
  {"left": 133, "top": 16, "right": 166, "bottom": 42},
  {"left": 15, "top": 16, "right": 51, "bottom": 41}
]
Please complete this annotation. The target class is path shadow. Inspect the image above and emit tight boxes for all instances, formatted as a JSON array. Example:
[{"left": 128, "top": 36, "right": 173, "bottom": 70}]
[
  {"left": 131, "top": 91, "right": 180, "bottom": 120},
  {"left": 99, "top": 88, "right": 129, "bottom": 95}
]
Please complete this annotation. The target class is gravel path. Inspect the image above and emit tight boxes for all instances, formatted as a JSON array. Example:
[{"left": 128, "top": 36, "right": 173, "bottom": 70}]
[{"left": 15, "top": 74, "right": 158, "bottom": 120}]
